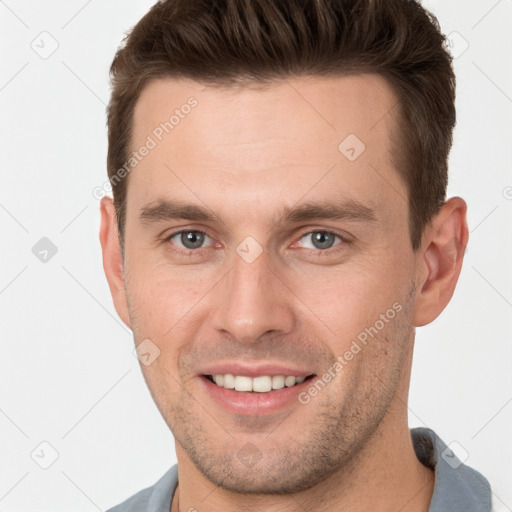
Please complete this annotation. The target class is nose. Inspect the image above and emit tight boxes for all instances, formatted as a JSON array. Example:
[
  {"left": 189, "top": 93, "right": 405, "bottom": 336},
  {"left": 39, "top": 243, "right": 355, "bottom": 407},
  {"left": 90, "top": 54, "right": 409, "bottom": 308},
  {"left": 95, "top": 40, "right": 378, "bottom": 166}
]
[{"left": 211, "top": 247, "right": 295, "bottom": 344}]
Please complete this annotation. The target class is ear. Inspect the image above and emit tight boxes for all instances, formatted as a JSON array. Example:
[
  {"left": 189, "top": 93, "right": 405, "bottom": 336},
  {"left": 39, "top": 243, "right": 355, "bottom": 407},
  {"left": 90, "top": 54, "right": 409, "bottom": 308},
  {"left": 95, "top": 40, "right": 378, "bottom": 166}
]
[
  {"left": 99, "top": 196, "right": 132, "bottom": 329},
  {"left": 413, "top": 196, "right": 469, "bottom": 327}
]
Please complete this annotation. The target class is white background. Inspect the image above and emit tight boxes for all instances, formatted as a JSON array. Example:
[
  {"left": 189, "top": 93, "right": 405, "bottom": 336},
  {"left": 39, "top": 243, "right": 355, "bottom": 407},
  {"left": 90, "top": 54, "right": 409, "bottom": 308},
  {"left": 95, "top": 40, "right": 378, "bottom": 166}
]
[{"left": 1, "top": 0, "right": 511, "bottom": 510}]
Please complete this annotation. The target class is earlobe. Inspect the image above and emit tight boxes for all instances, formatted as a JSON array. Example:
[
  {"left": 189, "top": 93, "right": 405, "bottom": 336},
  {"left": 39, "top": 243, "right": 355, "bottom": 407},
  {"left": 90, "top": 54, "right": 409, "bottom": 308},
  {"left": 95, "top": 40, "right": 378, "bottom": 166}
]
[
  {"left": 413, "top": 197, "right": 469, "bottom": 327},
  {"left": 99, "top": 196, "right": 132, "bottom": 329}
]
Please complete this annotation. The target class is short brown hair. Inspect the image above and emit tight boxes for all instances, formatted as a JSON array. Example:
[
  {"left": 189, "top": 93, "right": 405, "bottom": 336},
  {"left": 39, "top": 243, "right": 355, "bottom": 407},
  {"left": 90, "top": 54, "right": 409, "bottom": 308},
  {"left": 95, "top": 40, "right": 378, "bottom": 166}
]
[{"left": 107, "top": 0, "right": 455, "bottom": 251}]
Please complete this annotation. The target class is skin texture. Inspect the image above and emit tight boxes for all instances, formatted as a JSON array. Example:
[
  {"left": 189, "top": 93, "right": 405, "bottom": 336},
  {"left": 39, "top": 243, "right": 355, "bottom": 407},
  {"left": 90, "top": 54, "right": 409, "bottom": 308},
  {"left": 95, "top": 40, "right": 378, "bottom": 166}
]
[{"left": 100, "top": 75, "right": 468, "bottom": 511}]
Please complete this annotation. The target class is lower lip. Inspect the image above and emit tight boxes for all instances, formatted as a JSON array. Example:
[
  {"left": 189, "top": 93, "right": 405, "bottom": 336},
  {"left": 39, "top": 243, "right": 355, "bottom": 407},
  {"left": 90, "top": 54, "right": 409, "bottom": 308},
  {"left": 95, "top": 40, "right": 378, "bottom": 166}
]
[{"left": 200, "top": 376, "right": 313, "bottom": 416}]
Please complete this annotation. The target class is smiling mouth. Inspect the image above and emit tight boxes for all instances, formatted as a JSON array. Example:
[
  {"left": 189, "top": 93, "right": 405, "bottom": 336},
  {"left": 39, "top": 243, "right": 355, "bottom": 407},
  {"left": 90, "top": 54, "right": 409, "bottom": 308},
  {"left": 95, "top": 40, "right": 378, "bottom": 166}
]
[{"left": 204, "top": 374, "right": 316, "bottom": 393}]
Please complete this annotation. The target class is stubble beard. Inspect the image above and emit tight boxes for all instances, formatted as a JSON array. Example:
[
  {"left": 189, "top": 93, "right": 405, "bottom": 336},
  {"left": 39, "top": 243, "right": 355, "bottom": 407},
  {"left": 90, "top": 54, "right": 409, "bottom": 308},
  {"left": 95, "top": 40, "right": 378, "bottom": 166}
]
[{"left": 143, "top": 285, "right": 416, "bottom": 496}]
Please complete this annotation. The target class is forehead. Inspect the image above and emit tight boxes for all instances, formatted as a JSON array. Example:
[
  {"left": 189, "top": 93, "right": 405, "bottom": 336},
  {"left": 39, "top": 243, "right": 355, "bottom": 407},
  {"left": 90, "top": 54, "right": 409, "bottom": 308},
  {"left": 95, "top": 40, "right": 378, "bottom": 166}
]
[{"left": 127, "top": 74, "right": 405, "bottom": 226}]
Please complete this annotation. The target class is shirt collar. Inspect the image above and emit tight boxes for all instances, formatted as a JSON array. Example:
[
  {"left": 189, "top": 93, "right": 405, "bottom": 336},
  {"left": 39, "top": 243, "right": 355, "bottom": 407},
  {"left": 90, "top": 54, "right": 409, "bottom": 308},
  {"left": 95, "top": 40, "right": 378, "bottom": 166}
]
[{"left": 411, "top": 427, "right": 492, "bottom": 511}]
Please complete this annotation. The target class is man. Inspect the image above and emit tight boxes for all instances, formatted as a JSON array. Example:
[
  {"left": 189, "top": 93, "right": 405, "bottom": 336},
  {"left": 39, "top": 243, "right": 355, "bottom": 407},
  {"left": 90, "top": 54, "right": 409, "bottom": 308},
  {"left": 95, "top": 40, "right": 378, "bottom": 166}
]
[{"left": 100, "top": 0, "right": 492, "bottom": 510}]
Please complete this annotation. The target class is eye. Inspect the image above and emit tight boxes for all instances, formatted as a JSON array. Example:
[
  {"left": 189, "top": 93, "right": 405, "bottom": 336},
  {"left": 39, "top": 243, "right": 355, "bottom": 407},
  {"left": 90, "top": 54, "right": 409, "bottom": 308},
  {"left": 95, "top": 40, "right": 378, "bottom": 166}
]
[
  {"left": 161, "top": 229, "right": 348, "bottom": 257},
  {"left": 296, "top": 230, "right": 344, "bottom": 251},
  {"left": 165, "top": 230, "right": 213, "bottom": 251}
]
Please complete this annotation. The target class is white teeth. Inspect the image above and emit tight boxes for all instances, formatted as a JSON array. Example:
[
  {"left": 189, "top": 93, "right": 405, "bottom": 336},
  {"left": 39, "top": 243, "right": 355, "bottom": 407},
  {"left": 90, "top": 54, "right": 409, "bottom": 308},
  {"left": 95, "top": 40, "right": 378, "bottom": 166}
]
[
  {"left": 234, "top": 376, "right": 253, "bottom": 392},
  {"left": 210, "top": 374, "right": 308, "bottom": 392},
  {"left": 271, "top": 375, "right": 285, "bottom": 390},
  {"left": 223, "top": 374, "right": 235, "bottom": 389},
  {"left": 252, "top": 376, "right": 272, "bottom": 392},
  {"left": 284, "top": 376, "right": 296, "bottom": 387}
]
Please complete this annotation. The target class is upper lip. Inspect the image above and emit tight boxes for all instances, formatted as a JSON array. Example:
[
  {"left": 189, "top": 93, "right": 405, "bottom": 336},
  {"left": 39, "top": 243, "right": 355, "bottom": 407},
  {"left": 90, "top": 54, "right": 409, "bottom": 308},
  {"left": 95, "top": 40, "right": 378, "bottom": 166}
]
[{"left": 197, "top": 361, "right": 315, "bottom": 378}]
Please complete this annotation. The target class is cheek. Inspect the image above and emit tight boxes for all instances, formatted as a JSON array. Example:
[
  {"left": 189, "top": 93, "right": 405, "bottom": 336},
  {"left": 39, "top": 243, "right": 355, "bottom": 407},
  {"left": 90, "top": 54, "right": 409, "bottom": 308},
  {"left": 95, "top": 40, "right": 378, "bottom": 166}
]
[
  {"left": 289, "top": 260, "right": 407, "bottom": 350},
  {"left": 126, "top": 269, "right": 210, "bottom": 379},
  {"left": 138, "top": 359, "right": 184, "bottom": 422},
  {"left": 127, "top": 263, "right": 206, "bottom": 334}
]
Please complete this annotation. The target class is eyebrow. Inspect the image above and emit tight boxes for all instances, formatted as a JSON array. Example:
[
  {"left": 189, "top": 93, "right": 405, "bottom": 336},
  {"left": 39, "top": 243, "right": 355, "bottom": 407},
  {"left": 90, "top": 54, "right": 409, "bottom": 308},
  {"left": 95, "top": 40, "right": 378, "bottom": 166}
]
[{"left": 139, "top": 198, "right": 379, "bottom": 227}]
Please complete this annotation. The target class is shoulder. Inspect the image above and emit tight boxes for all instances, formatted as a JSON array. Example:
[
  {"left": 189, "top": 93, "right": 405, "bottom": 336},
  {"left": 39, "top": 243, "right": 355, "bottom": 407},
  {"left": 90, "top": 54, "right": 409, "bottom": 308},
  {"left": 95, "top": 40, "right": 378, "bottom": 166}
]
[
  {"left": 411, "top": 427, "right": 492, "bottom": 511},
  {"left": 106, "top": 465, "right": 178, "bottom": 512},
  {"left": 107, "top": 487, "right": 152, "bottom": 512}
]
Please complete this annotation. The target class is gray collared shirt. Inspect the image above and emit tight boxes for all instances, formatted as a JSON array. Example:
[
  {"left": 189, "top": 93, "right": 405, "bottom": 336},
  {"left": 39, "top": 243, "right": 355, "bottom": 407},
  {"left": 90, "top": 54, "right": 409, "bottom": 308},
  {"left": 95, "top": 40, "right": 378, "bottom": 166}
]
[{"left": 107, "top": 427, "right": 492, "bottom": 511}]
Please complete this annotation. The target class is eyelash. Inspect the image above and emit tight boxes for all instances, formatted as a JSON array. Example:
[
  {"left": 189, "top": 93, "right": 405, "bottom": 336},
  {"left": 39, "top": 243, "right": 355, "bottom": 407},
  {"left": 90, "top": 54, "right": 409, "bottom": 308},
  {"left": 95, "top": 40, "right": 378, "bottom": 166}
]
[{"left": 160, "top": 229, "right": 350, "bottom": 257}]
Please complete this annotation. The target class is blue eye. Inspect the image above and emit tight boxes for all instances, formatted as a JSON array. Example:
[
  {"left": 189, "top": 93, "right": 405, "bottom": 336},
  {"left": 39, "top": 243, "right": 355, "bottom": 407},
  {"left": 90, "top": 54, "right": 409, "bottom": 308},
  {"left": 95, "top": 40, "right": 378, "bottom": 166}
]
[
  {"left": 162, "top": 229, "right": 347, "bottom": 258},
  {"left": 166, "top": 230, "right": 212, "bottom": 250},
  {"left": 297, "top": 231, "right": 343, "bottom": 251}
]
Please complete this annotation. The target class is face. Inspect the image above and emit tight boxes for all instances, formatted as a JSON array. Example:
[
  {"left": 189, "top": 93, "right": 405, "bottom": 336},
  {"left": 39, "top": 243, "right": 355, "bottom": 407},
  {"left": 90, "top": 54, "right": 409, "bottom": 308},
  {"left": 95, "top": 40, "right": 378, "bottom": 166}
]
[{"left": 107, "top": 75, "right": 423, "bottom": 493}]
